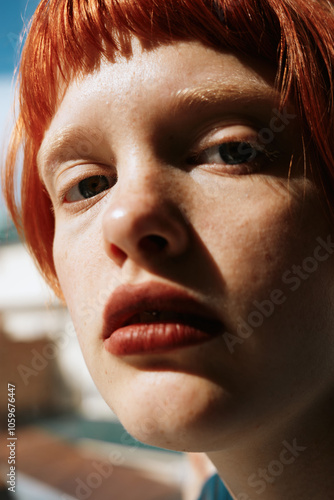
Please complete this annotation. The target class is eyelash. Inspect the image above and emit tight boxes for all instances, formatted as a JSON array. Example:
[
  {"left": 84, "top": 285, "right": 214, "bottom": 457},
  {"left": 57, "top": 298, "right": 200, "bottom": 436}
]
[
  {"left": 187, "top": 138, "right": 277, "bottom": 174},
  {"left": 60, "top": 138, "right": 278, "bottom": 204},
  {"left": 62, "top": 173, "right": 117, "bottom": 204}
]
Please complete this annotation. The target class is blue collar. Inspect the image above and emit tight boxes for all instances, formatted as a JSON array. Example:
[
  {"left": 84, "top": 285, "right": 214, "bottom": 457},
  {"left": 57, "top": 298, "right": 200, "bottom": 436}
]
[{"left": 197, "top": 473, "right": 233, "bottom": 500}]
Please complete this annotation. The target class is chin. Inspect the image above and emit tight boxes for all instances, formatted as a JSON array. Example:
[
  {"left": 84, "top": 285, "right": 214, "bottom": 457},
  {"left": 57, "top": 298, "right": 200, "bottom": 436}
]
[{"left": 99, "top": 369, "right": 234, "bottom": 452}]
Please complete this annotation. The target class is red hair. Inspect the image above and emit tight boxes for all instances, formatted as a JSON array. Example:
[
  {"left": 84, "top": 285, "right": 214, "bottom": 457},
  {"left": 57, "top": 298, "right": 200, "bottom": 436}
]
[{"left": 2, "top": 0, "right": 334, "bottom": 295}]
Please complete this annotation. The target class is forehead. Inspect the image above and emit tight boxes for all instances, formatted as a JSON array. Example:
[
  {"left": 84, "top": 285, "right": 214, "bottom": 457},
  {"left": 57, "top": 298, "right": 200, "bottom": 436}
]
[
  {"left": 38, "top": 39, "right": 278, "bottom": 166},
  {"left": 51, "top": 39, "right": 275, "bottom": 112}
]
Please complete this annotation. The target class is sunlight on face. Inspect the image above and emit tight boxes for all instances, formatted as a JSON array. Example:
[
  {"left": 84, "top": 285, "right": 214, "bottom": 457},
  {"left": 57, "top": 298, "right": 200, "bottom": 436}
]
[{"left": 38, "top": 39, "right": 334, "bottom": 452}]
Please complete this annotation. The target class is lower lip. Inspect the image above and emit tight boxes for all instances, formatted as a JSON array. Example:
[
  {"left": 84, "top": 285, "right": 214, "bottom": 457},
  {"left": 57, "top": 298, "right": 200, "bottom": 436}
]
[{"left": 104, "top": 322, "right": 220, "bottom": 356}]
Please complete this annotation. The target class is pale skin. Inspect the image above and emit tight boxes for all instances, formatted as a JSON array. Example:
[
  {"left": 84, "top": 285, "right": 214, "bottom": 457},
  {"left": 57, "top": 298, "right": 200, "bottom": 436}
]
[{"left": 38, "top": 38, "right": 334, "bottom": 499}]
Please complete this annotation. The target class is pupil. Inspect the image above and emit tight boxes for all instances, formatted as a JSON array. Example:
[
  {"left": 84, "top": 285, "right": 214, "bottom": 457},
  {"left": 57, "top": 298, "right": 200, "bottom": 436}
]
[
  {"left": 79, "top": 176, "right": 109, "bottom": 198},
  {"left": 219, "top": 142, "right": 257, "bottom": 165}
]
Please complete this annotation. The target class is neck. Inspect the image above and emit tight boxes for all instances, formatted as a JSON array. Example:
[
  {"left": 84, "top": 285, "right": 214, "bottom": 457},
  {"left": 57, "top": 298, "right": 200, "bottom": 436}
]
[{"left": 207, "top": 397, "right": 334, "bottom": 500}]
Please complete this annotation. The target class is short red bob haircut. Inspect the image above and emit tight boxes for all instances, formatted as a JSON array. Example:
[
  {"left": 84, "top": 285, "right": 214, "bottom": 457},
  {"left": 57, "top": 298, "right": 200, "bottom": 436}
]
[{"left": 2, "top": 0, "right": 334, "bottom": 296}]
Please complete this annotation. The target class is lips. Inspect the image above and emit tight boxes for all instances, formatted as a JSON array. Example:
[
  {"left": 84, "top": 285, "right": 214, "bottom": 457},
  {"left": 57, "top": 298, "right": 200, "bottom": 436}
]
[{"left": 102, "top": 282, "right": 223, "bottom": 356}]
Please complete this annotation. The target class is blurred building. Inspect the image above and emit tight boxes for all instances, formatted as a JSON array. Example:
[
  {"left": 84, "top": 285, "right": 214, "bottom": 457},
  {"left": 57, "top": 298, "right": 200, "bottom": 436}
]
[{"left": 0, "top": 212, "right": 77, "bottom": 421}]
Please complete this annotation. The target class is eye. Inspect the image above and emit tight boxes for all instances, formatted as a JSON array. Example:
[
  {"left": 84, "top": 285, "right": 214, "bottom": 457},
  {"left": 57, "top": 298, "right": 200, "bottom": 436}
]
[
  {"left": 65, "top": 174, "right": 116, "bottom": 203},
  {"left": 214, "top": 141, "right": 259, "bottom": 164},
  {"left": 189, "top": 140, "right": 264, "bottom": 167}
]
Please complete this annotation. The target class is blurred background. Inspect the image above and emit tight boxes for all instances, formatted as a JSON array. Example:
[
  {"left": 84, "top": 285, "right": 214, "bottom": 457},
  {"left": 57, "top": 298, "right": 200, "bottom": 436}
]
[{"left": 0, "top": 2, "right": 216, "bottom": 499}]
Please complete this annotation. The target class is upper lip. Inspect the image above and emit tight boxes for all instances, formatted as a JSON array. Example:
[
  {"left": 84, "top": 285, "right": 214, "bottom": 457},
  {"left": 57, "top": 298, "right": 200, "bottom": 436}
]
[{"left": 102, "top": 281, "right": 223, "bottom": 339}]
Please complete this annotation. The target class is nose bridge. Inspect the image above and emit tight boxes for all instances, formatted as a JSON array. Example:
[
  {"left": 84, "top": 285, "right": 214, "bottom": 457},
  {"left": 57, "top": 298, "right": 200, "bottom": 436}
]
[
  {"left": 113, "top": 147, "right": 173, "bottom": 213},
  {"left": 119, "top": 154, "right": 164, "bottom": 203},
  {"left": 102, "top": 156, "right": 190, "bottom": 267}
]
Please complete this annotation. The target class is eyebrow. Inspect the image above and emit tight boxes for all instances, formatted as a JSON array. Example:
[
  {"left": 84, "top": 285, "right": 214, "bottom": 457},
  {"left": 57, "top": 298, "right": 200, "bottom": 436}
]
[
  {"left": 38, "top": 80, "right": 280, "bottom": 176},
  {"left": 170, "top": 79, "right": 279, "bottom": 114},
  {"left": 38, "top": 125, "right": 105, "bottom": 178}
]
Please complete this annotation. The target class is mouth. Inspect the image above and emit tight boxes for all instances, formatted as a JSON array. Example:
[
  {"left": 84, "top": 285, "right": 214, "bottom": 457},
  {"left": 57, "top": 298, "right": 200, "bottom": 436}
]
[
  {"left": 124, "top": 310, "right": 217, "bottom": 329},
  {"left": 102, "top": 282, "right": 224, "bottom": 356}
]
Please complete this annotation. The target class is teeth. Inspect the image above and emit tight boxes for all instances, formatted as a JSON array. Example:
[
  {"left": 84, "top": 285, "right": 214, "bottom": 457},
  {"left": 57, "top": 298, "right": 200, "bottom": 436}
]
[
  {"left": 123, "top": 311, "right": 221, "bottom": 334},
  {"left": 140, "top": 311, "right": 187, "bottom": 323},
  {"left": 140, "top": 311, "right": 161, "bottom": 322},
  {"left": 126, "top": 311, "right": 204, "bottom": 326}
]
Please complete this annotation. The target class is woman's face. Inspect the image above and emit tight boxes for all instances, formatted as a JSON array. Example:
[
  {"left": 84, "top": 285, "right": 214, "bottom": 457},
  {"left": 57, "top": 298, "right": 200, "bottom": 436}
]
[{"left": 38, "top": 39, "right": 334, "bottom": 451}]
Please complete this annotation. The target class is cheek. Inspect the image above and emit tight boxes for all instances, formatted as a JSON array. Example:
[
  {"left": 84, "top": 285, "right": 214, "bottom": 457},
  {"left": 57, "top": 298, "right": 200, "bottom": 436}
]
[
  {"left": 197, "top": 179, "right": 315, "bottom": 310},
  {"left": 53, "top": 222, "right": 107, "bottom": 337},
  {"left": 52, "top": 219, "right": 127, "bottom": 391},
  {"left": 54, "top": 238, "right": 90, "bottom": 317}
]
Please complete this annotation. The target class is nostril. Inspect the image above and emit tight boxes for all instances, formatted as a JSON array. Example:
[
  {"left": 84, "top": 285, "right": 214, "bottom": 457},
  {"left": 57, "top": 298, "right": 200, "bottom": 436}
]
[
  {"left": 110, "top": 244, "right": 127, "bottom": 261},
  {"left": 139, "top": 235, "right": 168, "bottom": 253}
]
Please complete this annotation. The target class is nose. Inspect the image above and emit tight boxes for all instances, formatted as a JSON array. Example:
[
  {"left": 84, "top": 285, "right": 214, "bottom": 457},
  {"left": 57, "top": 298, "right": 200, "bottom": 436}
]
[{"left": 102, "top": 179, "right": 190, "bottom": 268}]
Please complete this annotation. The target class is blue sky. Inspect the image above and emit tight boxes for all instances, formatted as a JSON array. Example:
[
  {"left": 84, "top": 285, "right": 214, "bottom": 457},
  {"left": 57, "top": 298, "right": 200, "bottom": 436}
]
[
  {"left": 0, "top": 1, "right": 39, "bottom": 212},
  {"left": 0, "top": 0, "right": 40, "bottom": 142},
  {"left": 0, "top": 0, "right": 40, "bottom": 74}
]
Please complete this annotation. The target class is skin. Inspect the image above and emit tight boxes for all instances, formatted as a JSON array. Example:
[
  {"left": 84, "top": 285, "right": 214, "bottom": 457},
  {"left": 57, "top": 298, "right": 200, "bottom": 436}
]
[{"left": 38, "top": 39, "right": 334, "bottom": 499}]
